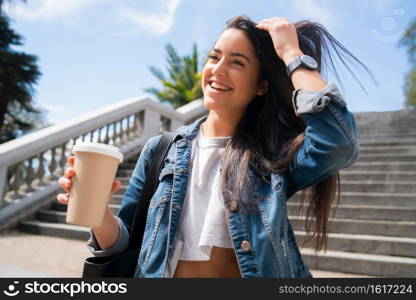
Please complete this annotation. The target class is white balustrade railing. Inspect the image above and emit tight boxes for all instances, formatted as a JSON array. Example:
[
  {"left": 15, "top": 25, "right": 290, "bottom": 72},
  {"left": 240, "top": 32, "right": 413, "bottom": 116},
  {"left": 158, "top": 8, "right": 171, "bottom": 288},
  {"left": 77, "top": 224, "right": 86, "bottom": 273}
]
[{"left": 0, "top": 96, "right": 206, "bottom": 230}]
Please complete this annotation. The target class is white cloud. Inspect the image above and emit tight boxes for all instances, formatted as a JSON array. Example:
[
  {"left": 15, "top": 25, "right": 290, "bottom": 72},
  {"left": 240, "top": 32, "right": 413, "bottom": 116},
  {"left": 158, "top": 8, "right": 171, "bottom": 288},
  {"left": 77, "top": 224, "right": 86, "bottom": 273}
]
[
  {"left": 4, "top": 0, "right": 182, "bottom": 35},
  {"left": 292, "top": 0, "right": 338, "bottom": 29},
  {"left": 118, "top": 0, "right": 182, "bottom": 35},
  {"left": 4, "top": 0, "right": 104, "bottom": 23}
]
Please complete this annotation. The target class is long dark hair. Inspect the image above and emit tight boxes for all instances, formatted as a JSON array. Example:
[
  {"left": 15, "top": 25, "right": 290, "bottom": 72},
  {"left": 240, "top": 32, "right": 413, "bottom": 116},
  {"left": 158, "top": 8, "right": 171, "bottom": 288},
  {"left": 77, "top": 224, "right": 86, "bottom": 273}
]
[{"left": 219, "top": 16, "right": 374, "bottom": 252}]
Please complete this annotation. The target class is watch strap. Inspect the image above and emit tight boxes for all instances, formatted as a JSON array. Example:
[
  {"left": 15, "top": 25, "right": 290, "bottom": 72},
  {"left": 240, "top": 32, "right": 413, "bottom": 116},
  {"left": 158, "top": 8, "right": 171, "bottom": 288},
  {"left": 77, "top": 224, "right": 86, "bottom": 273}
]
[{"left": 286, "top": 56, "right": 302, "bottom": 77}]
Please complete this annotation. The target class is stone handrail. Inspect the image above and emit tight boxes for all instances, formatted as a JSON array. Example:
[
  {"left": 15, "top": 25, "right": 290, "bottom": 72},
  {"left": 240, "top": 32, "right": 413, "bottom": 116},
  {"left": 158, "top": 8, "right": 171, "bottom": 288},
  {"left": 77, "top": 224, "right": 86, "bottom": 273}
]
[{"left": 0, "top": 96, "right": 206, "bottom": 230}]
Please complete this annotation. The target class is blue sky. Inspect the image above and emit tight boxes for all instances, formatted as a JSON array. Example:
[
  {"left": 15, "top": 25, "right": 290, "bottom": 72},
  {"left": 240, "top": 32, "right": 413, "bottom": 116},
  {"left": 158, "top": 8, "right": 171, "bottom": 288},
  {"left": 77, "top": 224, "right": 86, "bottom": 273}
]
[{"left": 4, "top": 0, "right": 416, "bottom": 125}]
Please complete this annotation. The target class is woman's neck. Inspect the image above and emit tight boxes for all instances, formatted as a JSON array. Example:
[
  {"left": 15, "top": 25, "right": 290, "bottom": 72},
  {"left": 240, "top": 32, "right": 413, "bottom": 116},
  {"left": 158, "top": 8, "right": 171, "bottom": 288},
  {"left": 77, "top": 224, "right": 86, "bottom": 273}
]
[{"left": 202, "top": 110, "right": 242, "bottom": 138}]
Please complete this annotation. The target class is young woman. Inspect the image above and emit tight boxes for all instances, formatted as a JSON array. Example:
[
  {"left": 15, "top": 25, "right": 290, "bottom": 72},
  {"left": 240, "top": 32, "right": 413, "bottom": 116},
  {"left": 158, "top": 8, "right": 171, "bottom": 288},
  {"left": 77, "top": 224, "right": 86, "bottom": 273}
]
[{"left": 57, "top": 16, "right": 371, "bottom": 278}]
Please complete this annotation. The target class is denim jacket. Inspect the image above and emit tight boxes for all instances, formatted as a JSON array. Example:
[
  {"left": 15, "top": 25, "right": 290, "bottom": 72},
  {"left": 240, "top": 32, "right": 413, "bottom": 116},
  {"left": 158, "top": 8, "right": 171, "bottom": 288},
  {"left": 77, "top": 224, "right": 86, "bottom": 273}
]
[{"left": 87, "top": 82, "right": 359, "bottom": 278}]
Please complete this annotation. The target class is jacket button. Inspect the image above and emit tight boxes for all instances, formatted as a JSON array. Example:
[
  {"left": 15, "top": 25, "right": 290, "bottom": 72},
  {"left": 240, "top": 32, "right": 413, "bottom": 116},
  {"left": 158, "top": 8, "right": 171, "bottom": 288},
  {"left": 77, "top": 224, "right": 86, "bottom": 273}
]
[
  {"left": 230, "top": 200, "right": 238, "bottom": 212},
  {"left": 241, "top": 240, "right": 251, "bottom": 252}
]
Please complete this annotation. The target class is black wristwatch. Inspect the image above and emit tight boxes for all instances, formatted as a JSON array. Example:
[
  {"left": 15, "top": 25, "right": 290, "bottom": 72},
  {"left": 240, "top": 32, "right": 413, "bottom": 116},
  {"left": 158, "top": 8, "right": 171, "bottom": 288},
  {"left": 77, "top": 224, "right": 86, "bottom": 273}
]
[{"left": 286, "top": 55, "right": 318, "bottom": 77}]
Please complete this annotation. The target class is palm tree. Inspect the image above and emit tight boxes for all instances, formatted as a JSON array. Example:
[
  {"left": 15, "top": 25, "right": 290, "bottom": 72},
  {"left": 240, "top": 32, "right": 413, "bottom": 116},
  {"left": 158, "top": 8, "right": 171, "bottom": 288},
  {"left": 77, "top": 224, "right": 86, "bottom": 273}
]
[
  {"left": 145, "top": 43, "right": 203, "bottom": 108},
  {"left": 0, "top": 13, "right": 44, "bottom": 143},
  {"left": 399, "top": 17, "right": 416, "bottom": 108}
]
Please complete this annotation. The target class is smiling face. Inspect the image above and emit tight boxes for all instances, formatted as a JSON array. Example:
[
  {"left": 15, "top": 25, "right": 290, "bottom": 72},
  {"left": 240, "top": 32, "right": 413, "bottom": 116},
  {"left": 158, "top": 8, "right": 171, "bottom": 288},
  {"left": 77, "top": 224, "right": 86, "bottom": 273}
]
[{"left": 201, "top": 28, "right": 268, "bottom": 115}]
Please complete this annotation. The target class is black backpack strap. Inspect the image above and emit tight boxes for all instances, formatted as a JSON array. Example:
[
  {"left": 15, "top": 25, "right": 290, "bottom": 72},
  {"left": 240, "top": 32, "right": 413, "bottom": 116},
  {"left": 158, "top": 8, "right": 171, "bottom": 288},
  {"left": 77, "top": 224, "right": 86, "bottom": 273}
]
[{"left": 128, "top": 132, "right": 177, "bottom": 250}]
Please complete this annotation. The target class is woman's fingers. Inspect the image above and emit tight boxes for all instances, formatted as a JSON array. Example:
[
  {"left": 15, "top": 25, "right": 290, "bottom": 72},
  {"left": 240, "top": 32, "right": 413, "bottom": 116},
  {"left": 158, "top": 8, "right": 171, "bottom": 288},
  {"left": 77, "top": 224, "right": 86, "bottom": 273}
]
[
  {"left": 111, "top": 180, "right": 122, "bottom": 194},
  {"left": 59, "top": 164, "right": 75, "bottom": 192},
  {"left": 56, "top": 192, "right": 69, "bottom": 204},
  {"left": 58, "top": 176, "right": 72, "bottom": 192},
  {"left": 67, "top": 156, "right": 75, "bottom": 166},
  {"left": 64, "top": 167, "right": 75, "bottom": 179}
]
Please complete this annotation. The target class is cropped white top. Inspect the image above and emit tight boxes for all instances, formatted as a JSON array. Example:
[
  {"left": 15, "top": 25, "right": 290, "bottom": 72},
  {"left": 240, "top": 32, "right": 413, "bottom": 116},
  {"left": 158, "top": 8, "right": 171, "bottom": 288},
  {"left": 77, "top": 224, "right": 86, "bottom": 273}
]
[{"left": 164, "top": 125, "right": 234, "bottom": 277}]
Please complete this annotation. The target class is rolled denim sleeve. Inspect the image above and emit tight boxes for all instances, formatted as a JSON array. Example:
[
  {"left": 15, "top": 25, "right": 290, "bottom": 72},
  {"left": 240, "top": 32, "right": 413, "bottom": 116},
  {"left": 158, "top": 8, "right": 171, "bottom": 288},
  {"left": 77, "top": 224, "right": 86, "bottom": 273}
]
[
  {"left": 292, "top": 82, "right": 346, "bottom": 116},
  {"left": 287, "top": 82, "right": 360, "bottom": 199},
  {"left": 86, "top": 216, "right": 130, "bottom": 257}
]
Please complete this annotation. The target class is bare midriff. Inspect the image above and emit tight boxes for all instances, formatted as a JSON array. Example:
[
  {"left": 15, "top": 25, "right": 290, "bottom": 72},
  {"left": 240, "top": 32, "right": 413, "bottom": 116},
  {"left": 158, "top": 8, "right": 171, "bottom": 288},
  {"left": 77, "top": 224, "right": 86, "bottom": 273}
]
[{"left": 173, "top": 246, "right": 242, "bottom": 278}]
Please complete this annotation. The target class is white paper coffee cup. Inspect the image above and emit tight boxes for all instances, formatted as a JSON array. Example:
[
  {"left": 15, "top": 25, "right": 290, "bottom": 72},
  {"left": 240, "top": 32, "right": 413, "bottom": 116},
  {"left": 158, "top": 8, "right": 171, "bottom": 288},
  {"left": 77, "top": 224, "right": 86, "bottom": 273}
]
[{"left": 66, "top": 142, "right": 123, "bottom": 227}]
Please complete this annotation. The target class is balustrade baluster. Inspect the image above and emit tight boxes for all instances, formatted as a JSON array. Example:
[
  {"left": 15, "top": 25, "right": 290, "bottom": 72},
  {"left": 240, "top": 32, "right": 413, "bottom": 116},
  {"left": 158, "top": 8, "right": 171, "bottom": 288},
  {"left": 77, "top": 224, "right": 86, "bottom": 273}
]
[
  {"left": 6, "top": 163, "right": 24, "bottom": 201},
  {"left": 112, "top": 122, "right": 117, "bottom": 145},
  {"left": 119, "top": 119, "right": 127, "bottom": 144},
  {"left": 54, "top": 142, "right": 67, "bottom": 176},
  {"left": 97, "top": 127, "right": 102, "bottom": 143},
  {"left": 21, "top": 157, "right": 36, "bottom": 194},
  {"left": 126, "top": 116, "right": 132, "bottom": 139},
  {"left": 45, "top": 147, "right": 58, "bottom": 182},
  {"left": 104, "top": 124, "right": 110, "bottom": 144},
  {"left": 132, "top": 112, "right": 143, "bottom": 137},
  {"left": 32, "top": 152, "right": 46, "bottom": 188}
]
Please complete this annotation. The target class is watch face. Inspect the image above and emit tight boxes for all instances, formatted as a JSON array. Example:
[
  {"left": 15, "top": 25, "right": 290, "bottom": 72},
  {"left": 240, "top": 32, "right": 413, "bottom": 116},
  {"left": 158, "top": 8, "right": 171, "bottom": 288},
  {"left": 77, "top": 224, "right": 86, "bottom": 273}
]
[{"left": 301, "top": 55, "right": 318, "bottom": 69}]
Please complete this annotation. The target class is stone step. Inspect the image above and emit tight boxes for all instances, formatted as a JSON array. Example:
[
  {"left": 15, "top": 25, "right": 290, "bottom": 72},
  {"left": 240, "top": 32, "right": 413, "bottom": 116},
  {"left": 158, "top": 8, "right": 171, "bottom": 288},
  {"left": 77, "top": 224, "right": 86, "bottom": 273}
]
[
  {"left": 359, "top": 140, "right": 416, "bottom": 147},
  {"left": 288, "top": 216, "right": 416, "bottom": 238},
  {"left": 118, "top": 163, "right": 137, "bottom": 170},
  {"left": 118, "top": 177, "right": 130, "bottom": 185},
  {"left": 108, "top": 204, "right": 120, "bottom": 215},
  {"left": 360, "top": 136, "right": 416, "bottom": 141},
  {"left": 18, "top": 220, "right": 89, "bottom": 240},
  {"left": 339, "top": 181, "right": 416, "bottom": 193},
  {"left": 346, "top": 162, "right": 416, "bottom": 172},
  {"left": 358, "top": 154, "right": 416, "bottom": 162},
  {"left": 50, "top": 201, "right": 68, "bottom": 212},
  {"left": 116, "top": 169, "right": 134, "bottom": 177},
  {"left": 300, "top": 248, "right": 416, "bottom": 277},
  {"left": 287, "top": 203, "right": 416, "bottom": 221},
  {"left": 359, "top": 134, "right": 416, "bottom": 141},
  {"left": 291, "top": 192, "right": 416, "bottom": 207},
  {"left": 110, "top": 195, "right": 124, "bottom": 205},
  {"left": 294, "top": 231, "right": 416, "bottom": 258},
  {"left": 358, "top": 126, "right": 416, "bottom": 132},
  {"left": 339, "top": 171, "right": 416, "bottom": 182},
  {"left": 114, "top": 185, "right": 129, "bottom": 195},
  {"left": 359, "top": 127, "right": 416, "bottom": 132},
  {"left": 359, "top": 146, "right": 416, "bottom": 154},
  {"left": 37, "top": 209, "right": 66, "bottom": 223}
]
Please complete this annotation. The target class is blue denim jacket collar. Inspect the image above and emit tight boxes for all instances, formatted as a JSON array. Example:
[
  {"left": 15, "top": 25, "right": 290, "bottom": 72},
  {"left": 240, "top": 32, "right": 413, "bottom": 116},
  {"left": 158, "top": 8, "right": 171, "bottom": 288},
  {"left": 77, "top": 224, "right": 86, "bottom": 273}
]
[{"left": 174, "top": 115, "right": 208, "bottom": 141}]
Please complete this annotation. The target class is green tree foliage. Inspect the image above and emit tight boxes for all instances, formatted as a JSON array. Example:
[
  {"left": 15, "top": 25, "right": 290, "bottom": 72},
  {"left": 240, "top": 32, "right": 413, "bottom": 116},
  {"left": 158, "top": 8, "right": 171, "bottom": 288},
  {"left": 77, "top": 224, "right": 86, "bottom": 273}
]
[
  {"left": 0, "top": 14, "right": 49, "bottom": 143},
  {"left": 145, "top": 43, "right": 204, "bottom": 108},
  {"left": 398, "top": 17, "right": 416, "bottom": 108}
]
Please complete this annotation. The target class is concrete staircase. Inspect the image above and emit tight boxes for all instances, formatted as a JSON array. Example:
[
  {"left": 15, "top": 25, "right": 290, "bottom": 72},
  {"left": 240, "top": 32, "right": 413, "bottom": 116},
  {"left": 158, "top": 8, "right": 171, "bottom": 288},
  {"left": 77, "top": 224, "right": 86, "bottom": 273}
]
[
  {"left": 18, "top": 110, "right": 416, "bottom": 277},
  {"left": 291, "top": 110, "right": 416, "bottom": 277}
]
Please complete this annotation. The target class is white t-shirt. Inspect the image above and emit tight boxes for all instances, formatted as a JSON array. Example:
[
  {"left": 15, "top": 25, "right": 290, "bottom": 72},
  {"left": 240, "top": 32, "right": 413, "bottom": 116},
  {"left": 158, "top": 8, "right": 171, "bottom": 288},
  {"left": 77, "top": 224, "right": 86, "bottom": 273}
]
[{"left": 164, "top": 126, "right": 234, "bottom": 277}]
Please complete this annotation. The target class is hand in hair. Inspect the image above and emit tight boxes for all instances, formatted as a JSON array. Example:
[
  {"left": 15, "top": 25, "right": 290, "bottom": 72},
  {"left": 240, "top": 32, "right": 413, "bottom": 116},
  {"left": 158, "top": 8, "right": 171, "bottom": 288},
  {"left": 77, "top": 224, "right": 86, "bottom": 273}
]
[{"left": 255, "top": 17, "right": 303, "bottom": 65}]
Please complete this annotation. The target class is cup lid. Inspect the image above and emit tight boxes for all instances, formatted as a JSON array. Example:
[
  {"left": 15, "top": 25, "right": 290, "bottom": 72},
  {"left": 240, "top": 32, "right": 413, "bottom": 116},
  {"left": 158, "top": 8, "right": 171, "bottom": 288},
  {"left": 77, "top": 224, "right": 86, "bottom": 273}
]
[{"left": 72, "top": 142, "right": 123, "bottom": 163}]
